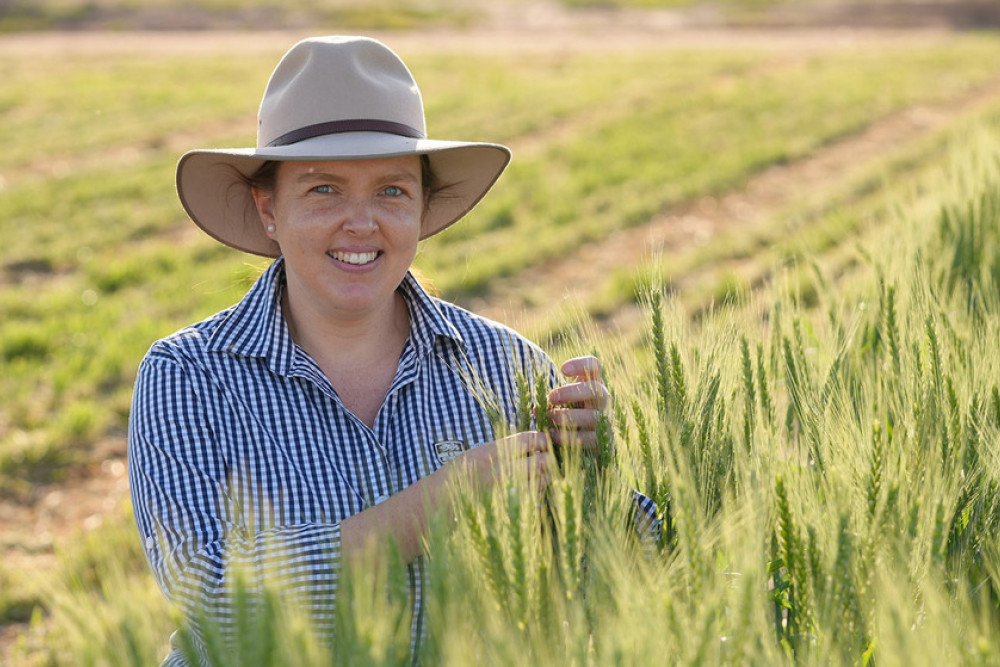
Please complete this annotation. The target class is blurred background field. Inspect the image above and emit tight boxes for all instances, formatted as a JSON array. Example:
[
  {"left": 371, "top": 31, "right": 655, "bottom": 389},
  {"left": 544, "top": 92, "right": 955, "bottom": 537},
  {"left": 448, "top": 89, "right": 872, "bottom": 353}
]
[
  {"left": 3, "top": 0, "right": 1000, "bottom": 664},
  {"left": 2, "top": 0, "right": 1000, "bottom": 30}
]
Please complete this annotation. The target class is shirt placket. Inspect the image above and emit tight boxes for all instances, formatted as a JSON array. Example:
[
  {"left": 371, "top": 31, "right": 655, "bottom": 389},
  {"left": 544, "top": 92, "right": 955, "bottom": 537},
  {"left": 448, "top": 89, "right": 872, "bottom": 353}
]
[
  {"left": 362, "top": 422, "right": 394, "bottom": 507},
  {"left": 371, "top": 338, "right": 423, "bottom": 504},
  {"left": 332, "top": 389, "right": 395, "bottom": 510},
  {"left": 286, "top": 351, "right": 387, "bottom": 510}
]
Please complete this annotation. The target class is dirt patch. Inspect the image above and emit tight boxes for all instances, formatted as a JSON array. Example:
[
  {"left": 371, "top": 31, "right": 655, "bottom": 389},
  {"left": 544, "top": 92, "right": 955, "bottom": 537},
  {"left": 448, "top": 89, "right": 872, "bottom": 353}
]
[
  {"left": 0, "top": 24, "right": 959, "bottom": 59},
  {"left": 2, "top": 258, "right": 55, "bottom": 282},
  {"left": 749, "top": 2, "right": 1000, "bottom": 30},
  {"left": 0, "top": 440, "right": 129, "bottom": 664}
]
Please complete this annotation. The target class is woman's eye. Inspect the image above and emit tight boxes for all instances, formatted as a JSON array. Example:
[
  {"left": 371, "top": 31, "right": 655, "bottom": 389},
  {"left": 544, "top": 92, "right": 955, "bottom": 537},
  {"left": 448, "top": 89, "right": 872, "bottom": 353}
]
[
  {"left": 382, "top": 185, "right": 404, "bottom": 197},
  {"left": 312, "top": 184, "right": 335, "bottom": 194}
]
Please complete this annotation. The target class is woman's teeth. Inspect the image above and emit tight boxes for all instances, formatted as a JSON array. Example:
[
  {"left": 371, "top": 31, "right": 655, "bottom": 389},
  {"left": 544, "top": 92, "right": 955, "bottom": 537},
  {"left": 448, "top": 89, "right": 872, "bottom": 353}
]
[{"left": 330, "top": 251, "right": 378, "bottom": 265}]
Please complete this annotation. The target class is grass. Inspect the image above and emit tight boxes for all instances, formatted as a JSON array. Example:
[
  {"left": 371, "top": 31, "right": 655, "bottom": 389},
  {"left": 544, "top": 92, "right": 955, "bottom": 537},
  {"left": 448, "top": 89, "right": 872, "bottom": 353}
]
[
  {"left": 0, "top": 0, "right": 477, "bottom": 31},
  {"left": 0, "top": 54, "right": 274, "bottom": 175},
  {"left": 607, "top": 97, "right": 1000, "bottom": 314},
  {"left": 419, "top": 40, "right": 1000, "bottom": 296},
  {"left": 498, "top": 62, "right": 1000, "bottom": 344}
]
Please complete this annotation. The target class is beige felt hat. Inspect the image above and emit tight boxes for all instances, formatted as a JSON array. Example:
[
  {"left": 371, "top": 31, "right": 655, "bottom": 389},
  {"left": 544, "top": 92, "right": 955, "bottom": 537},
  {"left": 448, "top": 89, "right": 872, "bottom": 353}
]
[{"left": 176, "top": 36, "right": 511, "bottom": 257}]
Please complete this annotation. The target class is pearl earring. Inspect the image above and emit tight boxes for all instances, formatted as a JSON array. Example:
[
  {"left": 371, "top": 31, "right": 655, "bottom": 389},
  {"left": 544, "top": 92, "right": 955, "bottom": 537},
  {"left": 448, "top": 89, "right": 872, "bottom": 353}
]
[{"left": 267, "top": 224, "right": 276, "bottom": 233}]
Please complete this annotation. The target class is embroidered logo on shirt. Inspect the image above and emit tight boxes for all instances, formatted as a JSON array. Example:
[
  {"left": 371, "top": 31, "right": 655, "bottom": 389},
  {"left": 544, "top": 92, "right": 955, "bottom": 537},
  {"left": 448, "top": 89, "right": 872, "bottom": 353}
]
[{"left": 434, "top": 440, "right": 465, "bottom": 465}]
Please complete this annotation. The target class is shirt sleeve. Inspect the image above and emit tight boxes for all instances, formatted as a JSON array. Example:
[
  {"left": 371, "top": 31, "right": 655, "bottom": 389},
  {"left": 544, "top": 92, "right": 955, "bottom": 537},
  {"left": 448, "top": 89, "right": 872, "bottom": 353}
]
[
  {"left": 127, "top": 351, "right": 341, "bottom": 658},
  {"left": 630, "top": 490, "right": 661, "bottom": 554}
]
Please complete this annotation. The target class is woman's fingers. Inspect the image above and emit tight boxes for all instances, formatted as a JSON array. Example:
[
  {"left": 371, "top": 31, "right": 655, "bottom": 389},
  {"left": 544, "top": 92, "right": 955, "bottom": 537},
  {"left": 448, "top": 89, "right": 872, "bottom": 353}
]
[
  {"left": 498, "top": 432, "right": 554, "bottom": 495},
  {"left": 523, "top": 450, "right": 554, "bottom": 493},
  {"left": 548, "top": 407, "right": 601, "bottom": 431},
  {"left": 548, "top": 380, "right": 610, "bottom": 410},
  {"left": 561, "top": 355, "right": 603, "bottom": 382},
  {"left": 488, "top": 432, "right": 554, "bottom": 483},
  {"left": 544, "top": 356, "right": 611, "bottom": 457},
  {"left": 548, "top": 427, "right": 597, "bottom": 452},
  {"left": 498, "top": 431, "right": 549, "bottom": 455},
  {"left": 449, "top": 434, "right": 554, "bottom": 503}
]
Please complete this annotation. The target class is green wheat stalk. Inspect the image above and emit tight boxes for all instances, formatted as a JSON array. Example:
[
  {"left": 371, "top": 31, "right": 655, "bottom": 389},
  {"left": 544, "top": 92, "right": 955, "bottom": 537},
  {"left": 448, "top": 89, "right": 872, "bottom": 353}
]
[
  {"left": 650, "top": 289, "right": 673, "bottom": 418},
  {"left": 740, "top": 336, "right": 756, "bottom": 452},
  {"left": 885, "top": 282, "right": 902, "bottom": 375},
  {"left": 516, "top": 371, "right": 533, "bottom": 433},
  {"left": 506, "top": 485, "right": 528, "bottom": 629},
  {"left": 867, "top": 421, "right": 884, "bottom": 520},
  {"left": 757, "top": 342, "right": 775, "bottom": 427}
]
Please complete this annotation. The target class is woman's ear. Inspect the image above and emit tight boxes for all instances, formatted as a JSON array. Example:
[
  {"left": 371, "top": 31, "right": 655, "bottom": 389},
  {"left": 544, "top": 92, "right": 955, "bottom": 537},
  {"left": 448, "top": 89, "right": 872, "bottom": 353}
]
[{"left": 252, "top": 188, "right": 277, "bottom": 239}]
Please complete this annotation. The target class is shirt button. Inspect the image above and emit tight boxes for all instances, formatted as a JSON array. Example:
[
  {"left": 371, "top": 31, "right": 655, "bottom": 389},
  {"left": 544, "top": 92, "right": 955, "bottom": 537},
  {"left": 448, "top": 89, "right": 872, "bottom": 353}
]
[
  {"left": 374, "top": 493, "right": 390, "bottom": 505},
  {"left": 145, "top": 536, "right": 155, "bottom": 550}
]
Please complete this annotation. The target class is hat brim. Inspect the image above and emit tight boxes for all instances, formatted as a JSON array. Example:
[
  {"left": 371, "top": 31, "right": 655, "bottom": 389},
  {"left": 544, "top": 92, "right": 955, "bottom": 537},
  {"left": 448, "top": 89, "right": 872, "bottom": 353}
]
[{"left": 176, "top": 132, "right": 511, "bottom": 257}]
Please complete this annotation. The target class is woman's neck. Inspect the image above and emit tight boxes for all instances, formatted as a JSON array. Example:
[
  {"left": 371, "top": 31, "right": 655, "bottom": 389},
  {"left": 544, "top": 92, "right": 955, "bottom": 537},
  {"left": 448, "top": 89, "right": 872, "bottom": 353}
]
[
  {"left": 281, "top": 286, "right": 411, "bottom": 370},
  {"left": 281, "top": 286, "right": 409, "bottom": 428}
]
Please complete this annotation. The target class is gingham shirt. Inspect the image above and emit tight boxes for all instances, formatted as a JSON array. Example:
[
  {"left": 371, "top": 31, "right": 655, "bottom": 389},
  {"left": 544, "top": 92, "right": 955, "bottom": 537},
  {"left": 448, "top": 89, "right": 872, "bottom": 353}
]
[{"left": 129, "top": 258, "right": 656, "bottom": 665}]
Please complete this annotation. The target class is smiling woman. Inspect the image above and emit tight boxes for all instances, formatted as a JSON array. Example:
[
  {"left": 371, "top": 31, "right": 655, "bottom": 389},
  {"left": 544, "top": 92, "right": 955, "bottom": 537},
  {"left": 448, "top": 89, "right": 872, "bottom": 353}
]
[
  {"left": 253, "top": 157, "right": 423, "bottom": 327},
  {"left": 252, "top": 157, "right": 425, "bottom": 427},
  {"left": 127, "top": 35, "right": 657, "bottom": 666}
]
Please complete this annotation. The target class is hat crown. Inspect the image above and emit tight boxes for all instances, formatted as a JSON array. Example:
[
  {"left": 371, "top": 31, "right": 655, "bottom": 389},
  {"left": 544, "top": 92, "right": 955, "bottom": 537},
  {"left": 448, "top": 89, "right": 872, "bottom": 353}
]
[{"left": 257, "top": 36, "right": 427, "bottom": 149}]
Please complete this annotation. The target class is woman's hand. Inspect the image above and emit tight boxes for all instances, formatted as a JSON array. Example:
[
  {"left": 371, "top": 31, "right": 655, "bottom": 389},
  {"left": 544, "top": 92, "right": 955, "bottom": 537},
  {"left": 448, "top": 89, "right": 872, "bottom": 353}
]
[
  {"left": 462, "top": 431, "right": 555, "bottom": 493},
  {"left": 342, "top": 431, "right": 553, "bottom": 564},
  {"left": 546, "top": 356, "right": 611, "bottom": 453},
  {"left": 342, "top": 360, "right": 611, "bottom": 566}
]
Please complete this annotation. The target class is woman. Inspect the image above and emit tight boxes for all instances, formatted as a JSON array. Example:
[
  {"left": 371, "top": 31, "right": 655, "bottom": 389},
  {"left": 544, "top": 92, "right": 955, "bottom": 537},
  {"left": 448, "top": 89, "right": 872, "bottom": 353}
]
[{"left": 129, "top": 36, "right": 650, "bottom": 665}]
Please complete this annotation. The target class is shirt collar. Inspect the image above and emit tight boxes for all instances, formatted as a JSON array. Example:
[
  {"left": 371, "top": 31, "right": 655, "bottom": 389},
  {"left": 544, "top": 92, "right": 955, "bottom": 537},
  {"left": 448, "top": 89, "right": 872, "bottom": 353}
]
[
  {"left": 398, "top": 271, "right": 466, "bottom": 357},
  {"left": 207, "top": 258, "right": 466, "bottom": 374}
]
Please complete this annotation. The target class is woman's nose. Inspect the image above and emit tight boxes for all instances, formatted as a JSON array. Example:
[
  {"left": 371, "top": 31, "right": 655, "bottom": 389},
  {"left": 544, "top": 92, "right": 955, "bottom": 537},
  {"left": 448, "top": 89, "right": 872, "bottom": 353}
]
[{"left": 341, "top": 199, "right": 378, "bottom": 234}]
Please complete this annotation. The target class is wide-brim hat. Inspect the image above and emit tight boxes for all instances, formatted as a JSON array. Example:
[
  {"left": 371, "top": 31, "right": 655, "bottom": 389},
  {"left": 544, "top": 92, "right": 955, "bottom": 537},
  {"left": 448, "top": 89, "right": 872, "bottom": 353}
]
[{"left": 176, "top": 35, "right": 511, "bottom": 257}]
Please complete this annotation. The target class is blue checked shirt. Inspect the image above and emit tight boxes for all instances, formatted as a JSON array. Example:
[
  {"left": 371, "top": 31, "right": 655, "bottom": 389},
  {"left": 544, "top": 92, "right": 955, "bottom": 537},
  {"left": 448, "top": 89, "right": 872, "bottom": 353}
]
[{"left": 129, "top": 258, "right": 656, "bottom": 665}]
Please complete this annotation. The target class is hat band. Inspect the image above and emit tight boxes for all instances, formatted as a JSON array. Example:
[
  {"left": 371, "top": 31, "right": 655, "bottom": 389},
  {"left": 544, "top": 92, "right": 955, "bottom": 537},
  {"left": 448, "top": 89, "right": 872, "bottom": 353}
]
[{"left": 266, "top": 118, "right": 424, "bottom": 147}]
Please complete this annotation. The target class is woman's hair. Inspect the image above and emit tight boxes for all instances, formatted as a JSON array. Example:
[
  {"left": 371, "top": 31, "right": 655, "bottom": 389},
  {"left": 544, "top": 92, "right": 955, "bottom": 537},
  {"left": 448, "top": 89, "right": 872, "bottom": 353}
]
[
  {"left": 242, "top": 155, "right": 445, "bottom": 207},
  {"left": 242, "top": 160, "right": 282, "bottom": 193}
]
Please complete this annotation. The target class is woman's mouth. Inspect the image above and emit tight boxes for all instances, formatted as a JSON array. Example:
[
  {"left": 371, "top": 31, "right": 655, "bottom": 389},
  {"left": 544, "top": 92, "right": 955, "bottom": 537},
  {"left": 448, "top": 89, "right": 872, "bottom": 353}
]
[{"left": 328, "top": 250, "right": 380, "bottom": 266}]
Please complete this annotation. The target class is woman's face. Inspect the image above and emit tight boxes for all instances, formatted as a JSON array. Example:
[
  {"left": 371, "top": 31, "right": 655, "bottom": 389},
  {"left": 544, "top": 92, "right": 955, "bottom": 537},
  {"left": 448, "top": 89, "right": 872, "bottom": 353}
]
[{"left": 253, "top": 156, "right": 424, "bottom": 325}]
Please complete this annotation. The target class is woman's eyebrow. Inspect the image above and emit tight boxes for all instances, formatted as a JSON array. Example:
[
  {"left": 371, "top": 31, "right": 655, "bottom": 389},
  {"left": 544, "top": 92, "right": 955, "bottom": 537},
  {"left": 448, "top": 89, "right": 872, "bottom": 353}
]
[
  {"left": 295, "top": 172, "right": 348, "bottom": 183},
  {"left": 381, "top": 172, "right": 421, "bottom": 184},
  {"left": 294, "top": 171, "right": 419, "bottom": 184}
]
